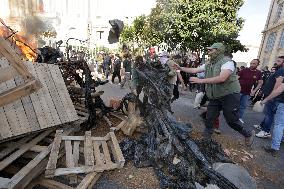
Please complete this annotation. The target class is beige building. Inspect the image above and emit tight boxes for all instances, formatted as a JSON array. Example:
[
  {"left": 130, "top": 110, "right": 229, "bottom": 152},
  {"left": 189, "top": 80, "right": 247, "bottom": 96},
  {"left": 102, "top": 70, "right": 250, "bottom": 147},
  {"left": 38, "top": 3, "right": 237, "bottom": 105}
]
[{"left": 259, "top": 0, "right": 284, "bottom": 68}]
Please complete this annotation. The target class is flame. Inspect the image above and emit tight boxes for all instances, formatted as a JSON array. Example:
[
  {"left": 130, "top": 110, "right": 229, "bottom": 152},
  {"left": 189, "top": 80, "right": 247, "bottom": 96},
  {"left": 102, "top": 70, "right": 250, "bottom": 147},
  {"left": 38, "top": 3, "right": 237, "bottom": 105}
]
[
  {"left": 13, "top": 33, "right": 37, "bottom": 62},
  {"left": 0, "top": 26, "right": 37, "bottom": 61}
]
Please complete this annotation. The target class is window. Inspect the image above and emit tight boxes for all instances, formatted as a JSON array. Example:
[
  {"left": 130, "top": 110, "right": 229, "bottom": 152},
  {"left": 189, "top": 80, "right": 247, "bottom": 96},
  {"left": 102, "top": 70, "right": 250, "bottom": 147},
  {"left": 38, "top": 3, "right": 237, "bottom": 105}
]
[
  {"left": 274, "top": 2, "right": 284, "bottom": 23},
  {"left": 265, "top": 32, "right": 277, "bottom": 52},
  {"left": 279, "top": 30, "right": 284, "bottom": 48}
]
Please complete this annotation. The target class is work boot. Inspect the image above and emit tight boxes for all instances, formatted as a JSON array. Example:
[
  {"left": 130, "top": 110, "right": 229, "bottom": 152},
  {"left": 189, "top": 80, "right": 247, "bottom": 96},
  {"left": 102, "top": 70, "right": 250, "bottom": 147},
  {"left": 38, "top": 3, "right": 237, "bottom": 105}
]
[
  {"left": 245, "top": 130, "right": 255, "bottom": 146},
  {"left": 263, "top": 145, "right": 278, "bottom": 157}
]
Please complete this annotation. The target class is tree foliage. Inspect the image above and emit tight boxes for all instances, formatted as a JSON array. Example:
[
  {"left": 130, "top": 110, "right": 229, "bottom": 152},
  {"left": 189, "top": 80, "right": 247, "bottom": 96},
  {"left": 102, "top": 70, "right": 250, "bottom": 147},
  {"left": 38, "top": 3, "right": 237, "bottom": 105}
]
[{"left": 120, "top": 0, "right": 247, "bottom": 53}]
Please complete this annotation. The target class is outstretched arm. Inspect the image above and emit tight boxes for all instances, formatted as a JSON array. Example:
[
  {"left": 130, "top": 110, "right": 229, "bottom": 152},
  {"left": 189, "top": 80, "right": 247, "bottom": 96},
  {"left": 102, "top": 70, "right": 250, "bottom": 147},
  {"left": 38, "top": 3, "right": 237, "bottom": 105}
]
[{"left": 190, "top": 69, "right": 232, "bottom": 84}]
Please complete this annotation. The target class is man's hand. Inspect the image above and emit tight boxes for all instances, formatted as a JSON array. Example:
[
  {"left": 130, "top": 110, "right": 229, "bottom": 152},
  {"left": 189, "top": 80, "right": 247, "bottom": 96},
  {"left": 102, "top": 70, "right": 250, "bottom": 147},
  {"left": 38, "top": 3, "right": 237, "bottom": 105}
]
[
  {"left": 250, "top": 91, "right": 256, "bottom": 97},
  {"left": 190, "top": 77, "right": 203, "bottom": 84},
  {"left": 173, "top": 63, "right": 181, "bottom": 70}
]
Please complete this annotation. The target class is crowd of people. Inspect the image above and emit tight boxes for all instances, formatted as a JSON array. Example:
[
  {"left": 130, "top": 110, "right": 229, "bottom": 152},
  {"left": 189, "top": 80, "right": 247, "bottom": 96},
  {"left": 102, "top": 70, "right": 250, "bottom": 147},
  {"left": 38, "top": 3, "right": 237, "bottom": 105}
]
[{"left": 85, "top": 43, "right": 283, "bottom": 156}]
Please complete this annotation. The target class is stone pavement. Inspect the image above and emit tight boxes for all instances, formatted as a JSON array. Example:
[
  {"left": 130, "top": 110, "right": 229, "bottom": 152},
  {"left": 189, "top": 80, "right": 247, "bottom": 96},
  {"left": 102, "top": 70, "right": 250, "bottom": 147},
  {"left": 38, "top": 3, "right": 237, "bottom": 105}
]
[{"left": 96, "top": 82, "right": 284, "bottom": 189}]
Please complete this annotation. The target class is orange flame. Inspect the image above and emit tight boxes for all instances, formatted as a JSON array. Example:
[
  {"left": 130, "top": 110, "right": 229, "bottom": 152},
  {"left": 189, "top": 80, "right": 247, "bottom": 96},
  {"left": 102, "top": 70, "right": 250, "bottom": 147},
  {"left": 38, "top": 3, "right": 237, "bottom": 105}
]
[{"left": 0, "top": 26, "right": 37, "bottom": 61}]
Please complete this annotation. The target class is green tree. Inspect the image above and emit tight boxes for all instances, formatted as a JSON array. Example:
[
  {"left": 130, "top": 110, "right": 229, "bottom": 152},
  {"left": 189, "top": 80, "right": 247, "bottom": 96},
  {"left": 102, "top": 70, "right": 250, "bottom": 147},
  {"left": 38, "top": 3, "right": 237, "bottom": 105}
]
[
  {"left": 120, "top": 0, "right": 247, "bottom": 54},
  {"left": 156, "top": 0, "right": 247, "bottom": 53}
]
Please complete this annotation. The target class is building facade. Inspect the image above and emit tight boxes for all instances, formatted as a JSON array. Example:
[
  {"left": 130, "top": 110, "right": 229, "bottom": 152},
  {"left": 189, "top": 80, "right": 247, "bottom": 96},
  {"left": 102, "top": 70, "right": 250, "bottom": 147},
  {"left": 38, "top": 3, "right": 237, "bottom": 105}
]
[{"left": 259, "top": 0, "right": 284, "bottom": 68}]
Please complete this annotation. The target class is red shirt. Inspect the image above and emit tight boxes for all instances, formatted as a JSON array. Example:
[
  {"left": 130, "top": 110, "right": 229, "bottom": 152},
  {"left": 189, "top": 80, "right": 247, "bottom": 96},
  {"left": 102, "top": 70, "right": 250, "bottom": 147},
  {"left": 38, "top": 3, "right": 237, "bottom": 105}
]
[{"left": 238, "top": 68, "right": 262, "bottom": 95}]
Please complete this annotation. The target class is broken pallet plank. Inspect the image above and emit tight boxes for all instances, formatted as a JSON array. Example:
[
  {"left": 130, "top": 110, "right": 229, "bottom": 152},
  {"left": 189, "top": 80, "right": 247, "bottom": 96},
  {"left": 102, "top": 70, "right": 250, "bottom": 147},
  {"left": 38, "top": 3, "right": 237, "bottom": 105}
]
[
  {"left": 0, "top": 129, "right": 53, "bottom": 171},
  {"left": 7, "top": 123, "right": 79, "bottom": 189},
  {"left": 45, "top": 130, "right": 63, "bottom": 177},
  {"left": 84, "top": 131, "right": 94, "bottom": 166}
]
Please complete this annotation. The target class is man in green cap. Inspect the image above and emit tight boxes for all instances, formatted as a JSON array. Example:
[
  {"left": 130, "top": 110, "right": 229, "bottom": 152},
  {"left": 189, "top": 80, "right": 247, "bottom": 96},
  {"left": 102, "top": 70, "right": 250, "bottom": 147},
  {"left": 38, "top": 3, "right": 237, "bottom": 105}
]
[{"left": 174, "top": 42, "right": 254, "bottom": 146}]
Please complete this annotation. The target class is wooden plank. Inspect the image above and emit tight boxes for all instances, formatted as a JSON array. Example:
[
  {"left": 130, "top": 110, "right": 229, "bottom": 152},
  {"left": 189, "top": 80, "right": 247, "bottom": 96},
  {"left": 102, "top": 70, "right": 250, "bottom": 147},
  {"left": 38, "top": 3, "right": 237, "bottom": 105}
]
[
  {"left": 53, "top": 165, "right": 117, "bottom": 176},
  {"left": 0, "top": 59, "right": 19, "bottom": 137},
  {"left": 73, "top": 141, "right": 80, "bottom": 166},
  {"left": 0, "top": 38, "right": 32, "bottom": 80},
  {"left": 101, "top": 141, "right": 112, "bottom": 165},
  {"left": 62, "top": 136, "right": 108, "bottom": 141},
  {"left": 8, "top": 125, "right": 78, "bottom": 189},
  {"left": 0, "top": 134, "right": 35, "bottom": 159},
  {"left": 93, "top": 141, "right": 103, "bottom": 166},
  {"left": 45, "top": 130, "right": 63, "bottom": 177},
  {"left": 76, "top": 172, "right": 102, "bottom": 189},
  {"left": 0, "top": 66, "right": 18, "bottom": 83},
  {"left": 0, "top": 177, "right": 9, "bottom": 188},
  {"left": 34, "top": 63, "right": 62, "bottom": 127},
  {"left": 49, "top": 64, "right": 78, "bottom": 122},
  {"left": 0, "top": 59, "right": 12, "bottom": 139},
  {"left": 84, "top": 131, "right": 94, "bottom": 166},
  {"left": 38, "top": 64, "right": 68, "bottom": 123},
  {"left": 0, "top": 129, "right": 53, "bottom": 171},
  {"left": 14, "top": 76, "right": 40, "bottom": 131},
  {"left": 34, "top": 178, "right": 74, "bottom": 189},
  {"left": 109, "top": 112, "right": 126, "bottom": 121},
  {"left": 30, "top": 145, "right": 48, "bottom": 153},
  {"left": 65, "top": 140, "right": 75, "bottom": 168},
  {"left": 110, "top": 120, "right": 127, "bottom": 132},
  {"left": 5, "top": 76, "right": 31, "bottom": 134},
  {"left": 24, "top": 62, "right": 49, "bottom": 129},
  {"left": 0, "top": 79, "right": 41, "bottom": 108},
  {"left": 109, "top": 132, "right": 125, "bottom": 168},
  {"left": 65, "top": 140, "right": 77, "bottom": 184}
]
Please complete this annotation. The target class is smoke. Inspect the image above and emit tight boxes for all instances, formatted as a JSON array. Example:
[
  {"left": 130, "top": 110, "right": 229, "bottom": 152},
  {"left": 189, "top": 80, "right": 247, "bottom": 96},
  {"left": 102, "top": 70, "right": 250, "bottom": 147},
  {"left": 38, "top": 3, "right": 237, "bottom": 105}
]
[
  {"left": 6, "top": 0, "right": 57, "bottom": 47},
  {"left": 22, "top": 16, "right": 55, "bottom": 37}
]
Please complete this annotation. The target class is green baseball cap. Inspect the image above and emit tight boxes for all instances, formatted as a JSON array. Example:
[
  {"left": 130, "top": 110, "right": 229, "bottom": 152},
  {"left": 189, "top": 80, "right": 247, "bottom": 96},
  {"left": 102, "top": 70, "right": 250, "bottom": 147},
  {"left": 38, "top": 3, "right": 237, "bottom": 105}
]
[{"left": 207, "top": 43, "right": 225, "bottom": 51}]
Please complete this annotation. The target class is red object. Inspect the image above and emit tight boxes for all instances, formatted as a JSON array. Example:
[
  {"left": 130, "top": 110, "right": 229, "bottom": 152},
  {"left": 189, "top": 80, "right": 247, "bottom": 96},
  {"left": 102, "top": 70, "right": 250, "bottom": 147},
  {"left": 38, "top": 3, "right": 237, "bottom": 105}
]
[
  {"left": 238, "top": 68, "right": 262, "bottom": 95},
  {"left": 214, "top": 117, "right": 220, "bottom": 129}
]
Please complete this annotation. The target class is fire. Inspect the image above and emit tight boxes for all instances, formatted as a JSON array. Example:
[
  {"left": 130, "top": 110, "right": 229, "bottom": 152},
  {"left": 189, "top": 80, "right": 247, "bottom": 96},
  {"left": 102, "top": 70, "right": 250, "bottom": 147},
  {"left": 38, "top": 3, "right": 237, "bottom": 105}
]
[
  {"left": 13, "top": 33, "right": 37, "bottom": 62},
  {"left": 0, "top": 25, "right": 37, "bottom": 62}
]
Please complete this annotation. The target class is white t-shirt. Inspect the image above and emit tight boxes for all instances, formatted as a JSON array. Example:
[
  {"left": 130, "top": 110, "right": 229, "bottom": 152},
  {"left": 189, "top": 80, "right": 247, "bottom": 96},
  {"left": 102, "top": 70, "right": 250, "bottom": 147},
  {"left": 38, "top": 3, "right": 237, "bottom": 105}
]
[{"left": 199, "top": 61, "right": 235, "bottom": 72}]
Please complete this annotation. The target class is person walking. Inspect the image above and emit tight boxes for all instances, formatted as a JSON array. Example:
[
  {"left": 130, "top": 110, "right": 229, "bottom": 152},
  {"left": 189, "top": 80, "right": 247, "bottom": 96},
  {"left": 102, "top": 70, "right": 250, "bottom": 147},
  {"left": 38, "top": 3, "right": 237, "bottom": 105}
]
[
  {"left": 121, "top": 55, "right": 132, "bottom": 88},
  {"left": 111, "top": 54, "right": 122, "bottom": 84},
  {"left": 174, "top": 42, "right": 254, "bottom": 146},
  {"left": 261, "top": 79, "right": 284, "bottom": 156},
  {"left": 238, "top": 59, "right": 263, "bottom": 123},
  {"left": 254, "top": 56, "right": 284, "bottom": 138}
]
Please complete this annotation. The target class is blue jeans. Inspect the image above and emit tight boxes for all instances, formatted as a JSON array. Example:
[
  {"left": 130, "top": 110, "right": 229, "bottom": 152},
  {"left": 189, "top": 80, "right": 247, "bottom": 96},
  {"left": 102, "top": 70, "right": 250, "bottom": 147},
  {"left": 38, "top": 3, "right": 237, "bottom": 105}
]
[
  {"left": 239, "top": 93, "right": 250, "bottom": 119},
  {"left": 271, "top": 103, "right": 284, "bottom": 150},
  {"left": 260, "top": 100, "right": 278, "bottom": 133}
]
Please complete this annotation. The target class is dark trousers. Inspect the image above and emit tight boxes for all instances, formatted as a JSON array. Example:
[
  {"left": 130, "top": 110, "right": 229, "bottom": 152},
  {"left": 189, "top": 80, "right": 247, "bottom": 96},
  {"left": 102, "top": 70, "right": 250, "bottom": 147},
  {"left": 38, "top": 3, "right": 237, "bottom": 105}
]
[
  {"left": 112, "top": 70, "right": 121, "bottom": 83},
  {"left": 205, "top": 93, "right": 251, "bottom": 137}
]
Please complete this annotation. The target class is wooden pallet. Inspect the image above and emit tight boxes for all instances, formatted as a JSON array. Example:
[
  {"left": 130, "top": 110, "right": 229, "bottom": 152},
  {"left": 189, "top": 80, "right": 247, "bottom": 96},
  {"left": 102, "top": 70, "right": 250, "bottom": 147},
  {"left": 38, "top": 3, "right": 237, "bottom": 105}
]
[
  {"left": 27, "top": 171, "right": 102, "bottom": 189},
  {"left": 0, "top": 37, "right": 41, "bottom": 108},
  {"left": 45, "top": 131, "right": 125, "bottom": 178},
  {"left": 0, "top": 121, "right": 80, "bottom": 189},
  {"left": 0, "top": 57, "right": 78, "bottom": 141}
]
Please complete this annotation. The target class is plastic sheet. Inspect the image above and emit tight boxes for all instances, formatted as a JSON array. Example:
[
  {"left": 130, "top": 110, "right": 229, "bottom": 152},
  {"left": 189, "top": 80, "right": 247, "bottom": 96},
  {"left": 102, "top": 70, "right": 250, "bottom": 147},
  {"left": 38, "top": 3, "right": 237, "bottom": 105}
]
[{"left": 119, "top": 63, "right": 239, "bottom": 189}]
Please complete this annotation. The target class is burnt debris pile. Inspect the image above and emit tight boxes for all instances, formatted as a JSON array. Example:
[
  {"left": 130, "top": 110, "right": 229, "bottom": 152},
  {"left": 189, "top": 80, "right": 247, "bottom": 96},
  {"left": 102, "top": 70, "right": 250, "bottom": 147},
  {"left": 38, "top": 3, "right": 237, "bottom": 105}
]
[{"left": 120, "top": 64, "right": 237, "bottom": 189}]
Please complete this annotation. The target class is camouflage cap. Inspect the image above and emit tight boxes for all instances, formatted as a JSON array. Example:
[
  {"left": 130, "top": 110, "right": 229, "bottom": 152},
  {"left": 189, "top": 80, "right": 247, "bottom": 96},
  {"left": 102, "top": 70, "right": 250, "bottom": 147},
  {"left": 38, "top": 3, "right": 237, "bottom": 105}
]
[{"left": 207, "top": 43, "right": 225, "bottom": 51}]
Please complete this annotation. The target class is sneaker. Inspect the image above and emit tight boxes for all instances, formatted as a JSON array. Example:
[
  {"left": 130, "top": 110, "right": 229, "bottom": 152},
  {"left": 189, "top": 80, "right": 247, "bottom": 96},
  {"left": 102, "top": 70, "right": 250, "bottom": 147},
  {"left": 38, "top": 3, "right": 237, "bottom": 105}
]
[
  {"left": 245, "top": 130, "right": 255, "bottom": 146},
  {"left": 253, "top": 124, "right": 262, "bottom": 130},
  {"left": 255, "top": 131, "right": 271, "bottom": 138},
  {"left": 263, "top": 146, "right": 278, "bottom": 157},
  {"left": 214, "top": 128, "right": 221, "bottom": 134},
  {"left": 239, "top": 119, "right": 244, "bottom": 124}
]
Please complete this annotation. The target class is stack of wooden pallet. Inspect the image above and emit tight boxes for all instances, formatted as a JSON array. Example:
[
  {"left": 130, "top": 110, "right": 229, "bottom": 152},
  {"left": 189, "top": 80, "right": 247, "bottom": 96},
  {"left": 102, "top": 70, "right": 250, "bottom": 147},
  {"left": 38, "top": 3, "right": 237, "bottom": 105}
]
[
  {"left": 0, "top": 121, "right": 81, "bottom": 189},
  {"left": 0, "top": 37, "right": 78, "bottom": 141}
]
